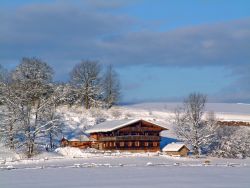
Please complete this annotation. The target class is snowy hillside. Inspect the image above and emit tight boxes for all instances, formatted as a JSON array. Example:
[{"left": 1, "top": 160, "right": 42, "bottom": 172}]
[
  {"left": 1, "top": 102, "right": 249, "bottom": 161},
  {"left": 58, "top": 103, "right": 250, "bottom": 141},
  {"left": 127, "top": 102, "right": 250, "bottom": 114},
  {"left": 126, "top": 102, "right": 250, "bottom": 119}
]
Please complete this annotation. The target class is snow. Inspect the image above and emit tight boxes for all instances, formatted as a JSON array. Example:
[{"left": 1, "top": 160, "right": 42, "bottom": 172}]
[
  {"left": 67, "top": 135, "right": 91, "bottom": 142},
  {"left": 1, "top": 102, "right": 250, "bottom": 187},
  {"left": 57, "top": 103, "right": 250, "bottom": 143},
  {"left": 79, "top": 135, "right": 91, "bottom": 141},
  {"left": 162, "top": 143, "right": 187, "bottom": 152},
  {"left": 1, "top": 145, "right": 250, "bottom": 188},
  {"left": 0, "top": 144, "right": 21, "bottom": 162},
  {"left": 68, "top": 138, "right": 80, "bottom": 141},
  {"left": 1, "top": 167, "right": 250, "bottom": 188},
  {"left": 85, "top": 119, "right": 139, "bottom": 133},
  {"left": 125, "top": 102, "right": 250, "bottom": 122},
  {"left": 0, "top": 155, "right": 250, "bottom": 188},
  {"left": 0, "top": 102, "right": 248, "bottom": 159},
  {"left": 127, "top": 102, "right": 250, "bottom": 115},
  {"left": 85, "top": 119, "right": 167, "bottom": 133},
  {"left": 55, "top": 147, "right": 88, "bottom": 158}
]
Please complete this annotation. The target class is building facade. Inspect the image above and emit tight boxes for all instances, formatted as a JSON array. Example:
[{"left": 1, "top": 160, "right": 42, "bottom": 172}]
[{"left": 85, "top": 119, "right": 168, "bottom": 152}]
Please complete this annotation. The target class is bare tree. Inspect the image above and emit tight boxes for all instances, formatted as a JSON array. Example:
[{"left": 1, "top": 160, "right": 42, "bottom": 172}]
[
  {"left": 174, "top": 93, "right": 218, "bottom": 155},
  {"left": 70, "top": 60, "right": 102, "bottom": 109},
  {"left": 103, "top": 65, "right": 120, "bottom": 108}
]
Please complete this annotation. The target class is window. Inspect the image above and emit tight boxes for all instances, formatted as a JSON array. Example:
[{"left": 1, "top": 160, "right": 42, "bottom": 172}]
[
  {"left": 144, "top": 142, "right": 149, "bottom": 147},
  {"left": 135, "top": 141, "right": 140, "bottom": 147},
  {"left": 153, "top": 142, "right": 158, "bottom": 147},
  {"left": 128, "top": 142, "right": 132, "bottom": 147},
  {"left": 120, "top": 142, "right": 124, "bottom": 147}
]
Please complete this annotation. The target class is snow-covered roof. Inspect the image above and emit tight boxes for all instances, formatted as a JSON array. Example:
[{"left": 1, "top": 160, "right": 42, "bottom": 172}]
[
  {"left": 68, "top": 135, "right": 90, "bottom": 142},
  {"left": 162, "top": 143, "right": 189, "bottom": 152},
  {"left": 85, "top": 119, "right": 167, "bottom": 134},
  {"left": 68, "top": 138, "right": 80, "bottom": 141},
  {"left": 79, "top": 135, "right": 90, "bottom": 141}
]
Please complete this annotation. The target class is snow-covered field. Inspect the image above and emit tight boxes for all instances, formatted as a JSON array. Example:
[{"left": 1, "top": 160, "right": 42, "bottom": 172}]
[
  {"left": 1, "top": 146, "right": 250, "bottom": 188},
  {"left": 0, "top": 103, "right": 250, "bottom": 188},
  {"left": 1, "top": 165, "right": 250, "bottom": 188},
  {"left": 1, "top": 145, "right": 250, "bottom": 188},
  {"left": 1, "top": 149, "right": 250, "bottom": 188}
]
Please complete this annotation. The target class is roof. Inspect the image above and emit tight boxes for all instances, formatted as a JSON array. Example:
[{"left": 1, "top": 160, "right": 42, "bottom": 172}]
[
  {"left": 79, "top": 135, "right": 91, "bottom": 141},
  {"left": 68, "top": 138, "right": 80, "bottom": 141},
  {"left": 85, "top": 119, "right": 167, "bottom": 134},
  {"left": 68, "top": 135, "right": 90, "bottom": 142},
  {"left": 162, "top": 143, "right": 189, "bottom": 152}
]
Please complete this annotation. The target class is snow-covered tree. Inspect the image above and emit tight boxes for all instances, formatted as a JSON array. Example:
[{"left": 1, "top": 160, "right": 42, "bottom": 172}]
[
  {"left": 9, "top": 58, "right": 55, "bottom": 156},
  {"left": 60, "top": 83, "right": 80, "bottom": 107},
  {"left": 70, "top": 60, "right": 102, "bottom": 109},
  {"left": 0, "top": 66, "right": 20, "bottom": 149},
  {"left": 102, "top": 65, "right": 120, "bottom": 108},
  {"left": 174, "top": 93, "right": 218, "bottom": 155},
  {"left": 43, "top": 84, "right": 65, "bottom": 150},
  {"left": 213, "top": 126, "right": 250, "bottom": 158},
  {"left": 0, "top": 58, "right": 65, "bottom": 157}
]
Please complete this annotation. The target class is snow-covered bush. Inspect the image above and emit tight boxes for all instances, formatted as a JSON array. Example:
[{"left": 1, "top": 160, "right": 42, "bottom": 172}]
[{"left": 55, "top": 147, "right": 85, "bottom": 158}]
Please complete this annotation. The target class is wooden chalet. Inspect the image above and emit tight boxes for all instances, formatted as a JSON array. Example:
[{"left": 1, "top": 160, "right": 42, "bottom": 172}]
[
  {"left": 61, "top": 136, "right": 92, "bottom": 149},
  {"left": 162, "top": 143, "right": 190, "bottom": 157},
  {"left": 85, "top": 119, "right": 168, "bottom": 152}
]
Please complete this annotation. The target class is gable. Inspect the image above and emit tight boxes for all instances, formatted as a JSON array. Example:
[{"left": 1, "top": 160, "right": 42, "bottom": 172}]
[{"left": 118, "top": 120, "right": 166, "bottom": 132}]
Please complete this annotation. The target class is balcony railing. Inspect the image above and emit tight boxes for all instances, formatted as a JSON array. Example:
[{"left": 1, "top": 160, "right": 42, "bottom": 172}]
[
  {"left": 99, "top": 135, "right": 160, "bottom": 141},
  {"left": 120, "top": 127, "right": 162, "bottom": 132}
]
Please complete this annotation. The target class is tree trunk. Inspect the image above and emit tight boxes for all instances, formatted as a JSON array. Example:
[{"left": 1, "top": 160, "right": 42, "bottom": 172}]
[
  {"left": 85, "top": 94, "right": 90, "bottom": 109},
  {"left": 193, "top": 145, "right": 199, "bottom": 156},
  {"left": 9, "top": 123, "right": 15, "bottom": 150},
  {"left": 49, "top": 132, "right": 53, "bottom": 149}
]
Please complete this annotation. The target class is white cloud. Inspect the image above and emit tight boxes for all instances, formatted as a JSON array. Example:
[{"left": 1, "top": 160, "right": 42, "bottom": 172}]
[{"left": 0, "top": 1, "right": 249, "bottom": 102}]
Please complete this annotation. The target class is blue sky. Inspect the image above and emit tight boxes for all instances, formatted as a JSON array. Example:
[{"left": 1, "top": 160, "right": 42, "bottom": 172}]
[{"left": 0, "top": 0, "right": 250, "bottom": 103}]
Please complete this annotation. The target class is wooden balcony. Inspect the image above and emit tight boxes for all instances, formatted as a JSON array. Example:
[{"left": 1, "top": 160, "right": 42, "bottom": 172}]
[
  {"left": 120, "top": 127, "right": 162, "bottom": 132},
  {"left": 99, "top": 135, "right": 160, "bottom": 141}
]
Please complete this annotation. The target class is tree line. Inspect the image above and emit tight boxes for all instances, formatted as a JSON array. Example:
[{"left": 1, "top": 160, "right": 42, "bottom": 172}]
[{"left": 0, "top": 57, "right": 120, "bottom": 157}]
